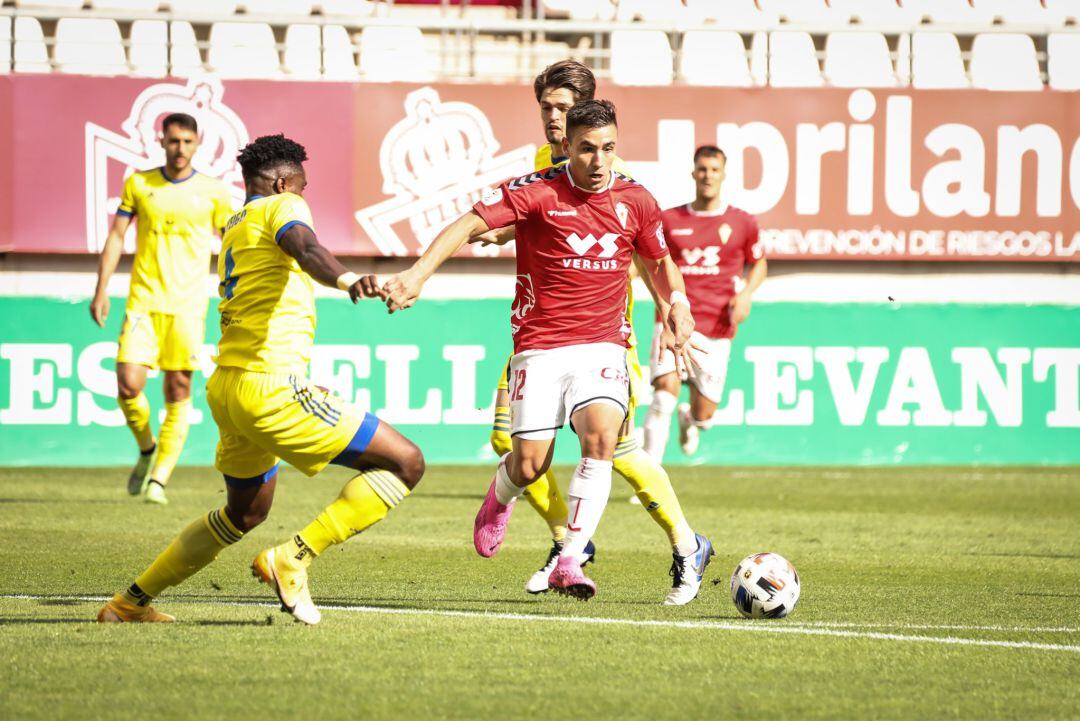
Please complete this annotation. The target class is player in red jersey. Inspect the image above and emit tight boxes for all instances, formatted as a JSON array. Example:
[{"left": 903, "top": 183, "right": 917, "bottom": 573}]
[
  {"left": 643, "top": 145, "right": 767, "bottom": 459},
  {"left": 383, "top": 101, "right": 713, "bottom": 599}
]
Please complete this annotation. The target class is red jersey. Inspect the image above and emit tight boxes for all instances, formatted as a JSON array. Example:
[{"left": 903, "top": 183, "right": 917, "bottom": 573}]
[
  {"left": 660, "top": 202, "right": 762, "bottom": 340},
  {"left": 473, "top": 165, "right": 669, "bottom": 353}
]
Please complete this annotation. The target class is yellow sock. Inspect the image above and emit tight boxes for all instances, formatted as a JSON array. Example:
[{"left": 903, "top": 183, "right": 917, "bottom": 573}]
[
  {"left": 125, "top": 507, "right": 243, "bottom": 602},
  {"left": 613, "top": 435, "right": 696, "bottom": 551},
  {"left": 288, "top": 468, "right": 411, "bottom": 563},
  {"left": 491, "top": 405, "right": 567, "bottom": 542},
  {"left": 149, "top": 399, "right": 191, "bottom": 485},
  {"left": 117, "top": 393, "right": 155, "bottom": 452}
]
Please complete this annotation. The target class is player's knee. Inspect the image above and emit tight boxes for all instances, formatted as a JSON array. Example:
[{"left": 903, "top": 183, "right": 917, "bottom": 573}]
[
  {"left": 516, "top": 455, "right": 549, "bottom": 484},
  {"left": 579, "top": 429, "right": 619, "bottom": 460},
  {"left": 164, "top": 372, "right": 192, "bottom": 402},
  {"left": 652, "top": 373, "right": 680, "bottom": 396},
  {"left": 227, "top": 503, "right": 270, "bottom": 532},
  {"left": 394, "top": 442, "right": 426, "bottom": 490}
]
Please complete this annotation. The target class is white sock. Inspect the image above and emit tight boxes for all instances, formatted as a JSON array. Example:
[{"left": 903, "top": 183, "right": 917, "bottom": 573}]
[
  {"left": 493, "top": 453, "right": 524, "bottom": 506},
  {"left": 561, "top": 458, "right": 613, "bottom": 559},
  {"left": 643, "top": 390, "right": 678, "bottom": 460},
  {"left": 693, "top": 415, "right": 714, "bottom": 431},
  {"left": 674, "top": 536, "right": 699, "bottom": 558}
]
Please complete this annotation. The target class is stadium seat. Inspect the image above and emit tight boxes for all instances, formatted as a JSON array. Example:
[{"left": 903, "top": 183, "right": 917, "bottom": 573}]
[
  {"left": 1047, "top": 33, "right": 1080, "bottom": 89},
  {"left": 13, "top": 0, "right": 83, "bottom": 9},
  {"left": 970, "top": 33, "right": 1043, "bottom": 90},
  {"left": 911, "top": 32, "right": 969, "bottom": 88},
  {"left": 610, "top": 30, "right": 673, "bottom": 86},
  {"left": 55, "top": 18, "right": 128, "bottom": 76},
  {"left": 166, "top": 1, "right": 241, "bottom": 16},
  {"left": 0, "top": 18, "right": 10, "bottom": 74},
  {"left": 683, "top": 0, "right": 779, "bottom": 31},
  {"left": 359, "top": 25, "right": 435, "bottom": 81},
  {"left": 322, "top": 24, "right": 359, "bottom": 79},
  {"left": 540, "top": 0, "right": 616, "bottom": 21},
  {"left": 768, "top": 31, "right": 823, "bottom": 86},
  {"left": 615, "top": 0, "right": 685, "bottom": 23},
  {"left": 828, "top": 0, "right": 922, "bottom": 26},
  {"left": 92, "top": 0, "right": 163, "bottom": 10},
  {"left": 824, "top": 31, "right": 896, "bottom": 87},
  {"left": 770, "top": 0, "right": 853, "bottom": 25},
  {"left": 209, "top": 22, "right": 282, "bottom": 78},
  {"left": 13, "top": 17, "right": 50, "bottom": 74},
  {"left": 749, "top": 31, "right": 768, "bottom": 84},
  {"left": 169, "top": 21, "right": 205, "bottom": 77},
  {"left": 316, "top": 0, "right": 376, "bottom": 17},
  {"left": 284, "top": 23, "right": 321, "bottom": 79},
  {"left": 679, "top": 30, "right": 753, "bottom": 86},
  {"left": 469, "top": 36, "right": 526, "bottom": 81},
  {"left": 976, "top": 0, "right": 1053, "bottom": 26},
  {"left": 129, "top": 20, "right": 168, "bottom": 77},
  {"left": 1044, "top": 0, "right": 1080, "bottom": 25},
  {"left": 242, "top": 0, "right": 315, "bottom": 17},
  {"left": 907, "top": 0, "right": 994, "bottom": 25}
]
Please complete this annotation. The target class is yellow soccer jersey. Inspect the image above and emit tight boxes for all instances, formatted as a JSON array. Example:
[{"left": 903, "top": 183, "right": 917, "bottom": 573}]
[
  {"left": 215, "top": 193, "right": 317, "bottom": 373},
  {"left": 533, "top": 145, "right": 637, "bottom": 348},
  {"left": 117, "top": 168, "right": 233, "bottom": 318}
]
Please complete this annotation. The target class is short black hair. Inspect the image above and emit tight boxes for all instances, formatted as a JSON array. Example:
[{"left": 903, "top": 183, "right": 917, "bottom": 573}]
[
  {"left": 162, "top": 112, "right": 198, "bottom": 134},
  {"left": 533, "top": 59, "right": 596, "bottom": 103},
  {"left": 565, "top": 99, "right": 617, "bottom": 140},
  {"left": 236, "top": 134, "right": 308, "bottom": 182},
  {"left": 694, "top": 145, "right": 727, "bottom": 164}
]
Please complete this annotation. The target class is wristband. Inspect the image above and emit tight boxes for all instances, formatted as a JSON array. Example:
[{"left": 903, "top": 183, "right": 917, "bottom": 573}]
[
  {"left": 336, "top": 272, "right": 361, "bottom": 291},
  {"left": 669, "top": 291, "right": 691, "bottom": 309}
]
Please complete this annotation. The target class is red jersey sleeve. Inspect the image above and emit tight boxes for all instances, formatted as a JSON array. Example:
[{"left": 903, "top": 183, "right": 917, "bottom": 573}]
[
  {"left": 472, "top": 179, "right": 532, "bottom": 231},
  {"left": 633, "top": 193, "right": 669, "bottom": 260},
  {"left": 744, "top": 213, "right": 764, "bottom": 261}
]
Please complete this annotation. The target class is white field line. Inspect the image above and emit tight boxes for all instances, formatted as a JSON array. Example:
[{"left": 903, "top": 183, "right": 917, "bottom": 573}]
[{"left": 4, "top": 594, "right": 1080, "bottom": 653}]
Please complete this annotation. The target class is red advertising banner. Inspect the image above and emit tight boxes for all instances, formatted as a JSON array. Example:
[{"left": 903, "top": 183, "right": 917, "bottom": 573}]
[{"left": 1, "top": 75, "right": 1077, "bottom": 261}]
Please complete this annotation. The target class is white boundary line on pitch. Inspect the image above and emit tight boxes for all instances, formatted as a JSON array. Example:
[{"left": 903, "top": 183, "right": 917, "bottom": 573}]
[{"left": 4, "top": 594, "right": 1079, "bottom": 653}]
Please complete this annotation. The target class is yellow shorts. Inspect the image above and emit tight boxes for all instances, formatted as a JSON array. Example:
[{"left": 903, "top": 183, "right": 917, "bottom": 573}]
[
  {"left": 206, "top": 366, "right": 379, "bottom": 484},
  {"left": 116, "top": 310, "right": 204, "bottom": 372},
  {"left": 494, "top": 346, "right": 643, "bottom": 416}
]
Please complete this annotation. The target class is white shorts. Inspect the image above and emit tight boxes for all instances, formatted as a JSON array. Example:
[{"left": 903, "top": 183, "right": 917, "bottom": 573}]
[
  {"left": 509, "top": 342, "right": 630, "bottom": 441},
  {"left": 650, "top": 323, "right": 732, "bottom": 404}
]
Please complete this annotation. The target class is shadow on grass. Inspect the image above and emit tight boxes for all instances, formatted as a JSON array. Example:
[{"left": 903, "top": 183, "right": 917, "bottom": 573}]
[{"left": 966, "top": 551, "right": 1080, "bottom": 560}]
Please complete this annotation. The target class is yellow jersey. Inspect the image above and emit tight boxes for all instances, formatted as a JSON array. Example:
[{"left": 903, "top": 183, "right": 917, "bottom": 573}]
[
  {"left": 533, "top": 145, "right": 637, "bottom": 348},
  {"left": 117, "top": 168, "right": 233, "bottom": 317},
  {"left": 215, "top": 193, "right": 318, "bottom": 373}
]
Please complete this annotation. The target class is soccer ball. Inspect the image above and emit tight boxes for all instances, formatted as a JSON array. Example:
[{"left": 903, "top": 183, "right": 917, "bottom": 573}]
[{"left": 730, "top": 552, "right": 801, "bottom": 619}]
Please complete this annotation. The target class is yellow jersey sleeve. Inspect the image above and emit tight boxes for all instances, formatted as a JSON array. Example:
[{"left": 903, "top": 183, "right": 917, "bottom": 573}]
[
  {"left": 534, "top": 143, "right": 633, "bottom": 179},
  {"left": 266, "top": 193, "right": 315, "bottom": 243},
  {"left": 117, "top": 173, "right": 138, "bottom": 217},
  {"left": 212, "top": 183, "right": 234, "bottom": 234}
]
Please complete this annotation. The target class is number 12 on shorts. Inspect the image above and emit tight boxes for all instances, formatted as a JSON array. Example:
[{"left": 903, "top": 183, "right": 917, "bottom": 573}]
[{"left": 511, "top": 368, "right": 527, "bottom": 401}]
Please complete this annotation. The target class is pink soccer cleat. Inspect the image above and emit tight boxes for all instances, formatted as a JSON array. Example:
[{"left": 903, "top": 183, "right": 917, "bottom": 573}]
[
  {"left": 548, "top": 554, "right": 597, "bottom": 600},
  {"left": 473, "top": 479, "right": 516, "bottom": 558}
]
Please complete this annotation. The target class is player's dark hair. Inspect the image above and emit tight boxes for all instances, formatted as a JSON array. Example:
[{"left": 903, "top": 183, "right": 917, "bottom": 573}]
[
  {"left": 236, "top": 134, "right": 308, "bottom": 181},
  {"left": 161, "top": 112, "right": 198, "bottom": 135},
  {"left": 694, "top": 145, "right": 727, "bottom": 164},
  {"left": 565, "top": 99, "right": 617, "bottom": 140},
  {"left": 533, "top": 59, "right": 596, "bottom": 103}
]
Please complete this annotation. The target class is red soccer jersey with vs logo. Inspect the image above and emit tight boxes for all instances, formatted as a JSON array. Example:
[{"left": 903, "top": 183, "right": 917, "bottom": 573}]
[
  {"left": 660, "top": 202, "right": 762, "bottom": 339},
  {"left": 473, "top": 164, "right": 669, "bottom": 353}
]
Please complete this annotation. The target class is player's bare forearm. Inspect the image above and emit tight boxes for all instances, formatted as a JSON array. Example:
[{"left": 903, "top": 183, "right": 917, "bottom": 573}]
[
  {"left": 279, "top": 225, "right": 379, "bottom": 302},
  {"left": 469, "top": 225, "right": 515, "bottom": 247},
  {"left": 90, "top": 217, "right": 129, "bottom": 326},
  {"left": 633, "top": 254, "right": 666, "bottom": 315},
  {"left": 383, "top": 211, "right": 490, "bottom": 313},
  {"left": 640, "top": 255, "right": 694, "bottom": 345},
  {"left": 742, "top": 259, "right": 768, "bottom": 297}
]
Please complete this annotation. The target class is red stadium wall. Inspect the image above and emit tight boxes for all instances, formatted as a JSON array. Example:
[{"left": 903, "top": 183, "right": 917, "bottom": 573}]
[{"left": 1, "top": 75, "right": 1077, "bottom": 261}]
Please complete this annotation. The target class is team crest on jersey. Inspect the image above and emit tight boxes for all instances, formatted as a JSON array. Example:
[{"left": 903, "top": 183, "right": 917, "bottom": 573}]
[
  {"left": 719, "top": 223, "right": 733, "bottom": 244},
  {"left": 84, "top": 77, "right": 248, "bottom": 253},
  {"left": 510, "top": 273, "right": 536, "bottom": 335},
  {"left": 614, "top": 202, "right": 629, "bottom": 229},
  {"left": 355, "top": 87, "right": 535, "bottom": 257}
]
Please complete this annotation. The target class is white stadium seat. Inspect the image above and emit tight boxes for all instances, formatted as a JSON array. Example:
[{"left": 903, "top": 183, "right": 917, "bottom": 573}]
[
  {"left": 92, "top": 0, "right": 163, "bottom": 10},
  {"left": 970, "top": 33, "right": 1043, "bottom": 90},
  {"left": 540, "top": 0, "right": 615, "bottom": 21},
  {"left": 615, "top": 0, "right": 684, "bottom": 23},
  {"left": 359, "top": 25, "right": 434, "bottom": 81},
  {"left": 316, "top": 0, "right": 375, "bottom": 17},
  {"left": 130, "top": 20, "right": 168, "bottom": 77},
  {"left": 0, "top": 18, "right": 10, "bottom": 74},
  {"left": 911, "top": 32, "right": 969, "bottom": 88},
  {"left": 284, "top": 24, "right": 321, "bottom": 79},
  {"left": 242, "top": 0, "right": 315, "bottom": 17},
  {"left": 14, "top": 17, "right": 50, "bottom": 74},
  {"left": 770, "top": 0, "right": 853, "bottom": 25},
  {"left": 976, "top": 0, "right": 1053, "bottom": 25},
  {"left": 209, "top": 22, "right": 282, "bottom": 79},
  {"left": 679, "top": 31, "right": 753, "bottom": 86},
  {"left": 322, "top": 24, "right": 359, "bottom": 80},
  {"left": 1044, "top": 0, "right": 1080, "bottom": 25},
  {"left": 55, "top": 18, "right": 128, "bottom": 76},
  {"left": 1047, "top": 33, "right": 1080, "bottom": 89},
  {"left": 768, "top": 31, "right": 823, "bottom": 87},
  {"left": 683, "top": 0, "right": 779, "bottom": 31},
  {"left": 907, "top": 0, "right": 994, "bottom": 25},
  {"left": 169, "top": 21, "right": 204, "bottom": 77},
  {"left": 829, "top": 0, "right": 922, "bottom": 26},
  {"left": 610, "top": 30, "right": 673, "bottom": 86},
  {"left": 13, "top": 0, "right": 83, "bottom": 9},
  {"left": 165, "top": 1, "right": 240, "bottom": 16},
  {"left": 824, "top": 32, "right": 897, "bottom": 87}
]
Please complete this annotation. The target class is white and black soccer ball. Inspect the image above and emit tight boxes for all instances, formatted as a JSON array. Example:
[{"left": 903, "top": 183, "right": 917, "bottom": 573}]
[{"left": 730, "top": 552, "right": 801, "bottom": 619}]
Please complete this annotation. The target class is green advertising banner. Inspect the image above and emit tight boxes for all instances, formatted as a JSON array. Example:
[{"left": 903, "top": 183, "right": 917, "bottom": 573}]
[{"left": 0, "top": 297, "right": 1077, "bottom": 467}]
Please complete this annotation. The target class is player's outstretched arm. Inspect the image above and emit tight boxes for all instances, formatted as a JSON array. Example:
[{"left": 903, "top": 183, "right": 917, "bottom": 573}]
[
  {"left": 382, "top": 210, "right": 490, "bottom": 313},
  {"left": 731, "top": 258, "right": 768, "bottom": 325},
  {"left": 469, "top": 225, "right": 516, "bottom": 247},
  {"left": 90, "top": 214, "right": 132, "bottom": 327},
  {"left": 278, "top": 224, "right": 380, "bottom": 303}
]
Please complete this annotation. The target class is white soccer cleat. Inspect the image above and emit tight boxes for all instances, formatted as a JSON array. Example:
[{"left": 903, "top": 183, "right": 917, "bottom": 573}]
[
  {"left": 677, "top": 403, "right": 700, "bottom": 456},
  {"left": 144, "top": 480, "right": 168, "bottom": 505},
  {"left": 664, "top": 533, "right": 714, "bottom": 606},
  {"left": 525, "top": 540, "right": 595, "bottom": 594}
]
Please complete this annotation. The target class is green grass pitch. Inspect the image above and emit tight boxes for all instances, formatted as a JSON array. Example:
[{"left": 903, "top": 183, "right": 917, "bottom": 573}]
[{"left": 1, "top": 465, "right": 1078, "bottom": 720}]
